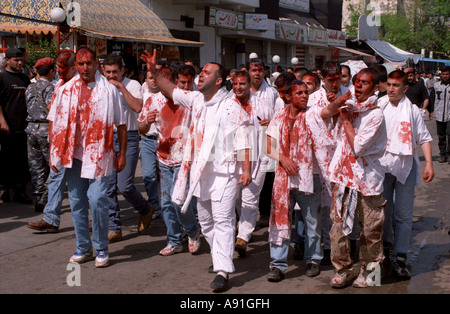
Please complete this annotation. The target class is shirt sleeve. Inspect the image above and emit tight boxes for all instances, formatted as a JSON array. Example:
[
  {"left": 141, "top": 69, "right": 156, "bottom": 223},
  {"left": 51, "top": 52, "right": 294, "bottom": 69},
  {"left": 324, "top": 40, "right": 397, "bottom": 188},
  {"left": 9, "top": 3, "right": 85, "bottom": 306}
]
[
  {"left": 353, "top": 109, "right": 385, "bottom": 156},
  {"left": 172, "top": 88, "right": 194, "bottom": 111},
  {"left": 412, "top": 105, "right": 433, "bottom": 145},
  {"left": 128, "top": 79, "right": 143, "bottom": 100},
  {"left": 112, "top": 88, "right": 126, "bottom": 127}
]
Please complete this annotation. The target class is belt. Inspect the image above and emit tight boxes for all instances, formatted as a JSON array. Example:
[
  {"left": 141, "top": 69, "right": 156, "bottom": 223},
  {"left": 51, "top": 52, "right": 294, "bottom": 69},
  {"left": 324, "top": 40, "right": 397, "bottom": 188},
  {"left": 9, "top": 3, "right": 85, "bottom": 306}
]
[
  {"left": 143, "top": 134, "right": 157, "bottom": 140},
  {"left": 29, "top": 121, "right": 49, "bottom": 124}
]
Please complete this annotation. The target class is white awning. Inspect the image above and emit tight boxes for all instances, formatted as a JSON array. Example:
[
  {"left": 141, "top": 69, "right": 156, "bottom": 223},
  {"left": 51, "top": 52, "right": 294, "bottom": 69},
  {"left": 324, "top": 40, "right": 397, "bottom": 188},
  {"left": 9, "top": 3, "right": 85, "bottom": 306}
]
[{"left": 366, "top": 40, "right": 420, "bottom": 63}]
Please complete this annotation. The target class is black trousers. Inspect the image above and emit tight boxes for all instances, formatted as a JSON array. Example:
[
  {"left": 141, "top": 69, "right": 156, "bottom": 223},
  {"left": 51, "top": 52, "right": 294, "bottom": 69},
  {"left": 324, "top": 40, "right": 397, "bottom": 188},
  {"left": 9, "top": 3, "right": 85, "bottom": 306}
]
[{"left": 436, "top": 120, "right": 450, "bottom": 157}]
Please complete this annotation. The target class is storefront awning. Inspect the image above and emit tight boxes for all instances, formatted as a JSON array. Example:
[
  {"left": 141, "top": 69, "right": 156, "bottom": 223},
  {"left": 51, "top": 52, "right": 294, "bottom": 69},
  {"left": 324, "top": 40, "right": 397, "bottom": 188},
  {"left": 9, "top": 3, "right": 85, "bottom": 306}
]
[
  {"left": 0, "top": 0, "right": 58, "bottom": 34},
  {"left": 60, "top": 0, "right": 203, "bottom": 47},
  {"left": 334, "top": 46, "right": 374, "bottom": 57},
  {"left": 366, "top": 40, "right": 420, "bottom": 63}
]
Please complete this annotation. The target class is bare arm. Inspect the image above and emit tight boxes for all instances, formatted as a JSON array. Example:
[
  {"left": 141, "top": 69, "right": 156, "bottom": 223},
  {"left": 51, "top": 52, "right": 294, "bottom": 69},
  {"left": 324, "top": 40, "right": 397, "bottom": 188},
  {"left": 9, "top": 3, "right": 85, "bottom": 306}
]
[
  {"left": 109, "top": 80, "right": 143, "bottom": 113},
  {"left": 116, "top": 124, "right": 128, "bottom": 173},
  {"left": 321, "top": 91, "right": 352, "bottom": 120},
  {"left": 421, "top": 141, "right": 434, "bottom": 183}
]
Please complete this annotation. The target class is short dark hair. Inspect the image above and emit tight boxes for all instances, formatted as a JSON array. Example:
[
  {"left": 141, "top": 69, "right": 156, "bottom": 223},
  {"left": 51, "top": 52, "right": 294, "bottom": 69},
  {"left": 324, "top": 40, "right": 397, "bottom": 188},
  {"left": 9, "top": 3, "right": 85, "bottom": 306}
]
[
  {"left": 388, "top": 70, "right": 408, "bottom": 85},
  {"left": 321, "top": 61, "right": 341, "bottom": 78},
  {"left": 176, "top": 64, "right": 196, "bottom": 79},
  {"left": 233, "top": 70, "right": 251, "bottom": 83},
  {"left": 246, "top": 58, "right": 265, "bottom": 70},
  {"left": 36, "top": 64, "right": 54, "bottom": 76},
  {"left": 441, "top": 66, "right": 450, "bottom": 73},
  {"left": 76, "top": 47, "right": 96, "bottom": 61},
  {"left": 358, "top": 68, "right": 380, "bottom": 85},
  {"left": 285, "top": 79, "right": 306, "bottom": 95},
  {"left": 274, "top": 71, "right": 296, "bottom": 89},
  {"left": 302, "top": 72, "right": 321, "bottom": 87},
  {"left": 56, "top": 51, "right": 75, "bottom": 67},
  {"left": 369, "top": 64, "right": 387, "bottom": 83},
  {"left": 103, "top": 55, "right": 124, "bottom": 69},
  {"left": 208, "top": 62, "right": 227, "bottom": 87}
]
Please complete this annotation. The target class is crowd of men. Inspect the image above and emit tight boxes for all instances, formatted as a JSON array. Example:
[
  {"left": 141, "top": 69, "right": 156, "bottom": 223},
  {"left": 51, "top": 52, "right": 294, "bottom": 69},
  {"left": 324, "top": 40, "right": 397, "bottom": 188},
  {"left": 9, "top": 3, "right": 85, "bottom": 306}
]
[{"left": 1, "top": 46, "right": 449, "bottom": 292}]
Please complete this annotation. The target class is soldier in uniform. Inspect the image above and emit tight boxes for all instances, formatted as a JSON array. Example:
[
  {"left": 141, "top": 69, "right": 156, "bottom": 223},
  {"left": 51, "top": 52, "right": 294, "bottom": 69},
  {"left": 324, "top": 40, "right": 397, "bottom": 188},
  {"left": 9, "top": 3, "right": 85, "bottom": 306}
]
[{"left": 25, "top": 57, "right": 55, "bottom": 211}]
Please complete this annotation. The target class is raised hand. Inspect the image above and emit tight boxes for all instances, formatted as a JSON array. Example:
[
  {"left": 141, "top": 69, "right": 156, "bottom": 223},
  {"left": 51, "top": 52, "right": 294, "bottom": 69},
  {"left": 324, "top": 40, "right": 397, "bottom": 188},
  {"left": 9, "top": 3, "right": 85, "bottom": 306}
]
[{"left": 140, "top": 49, "right": 157, "bottom": 74}]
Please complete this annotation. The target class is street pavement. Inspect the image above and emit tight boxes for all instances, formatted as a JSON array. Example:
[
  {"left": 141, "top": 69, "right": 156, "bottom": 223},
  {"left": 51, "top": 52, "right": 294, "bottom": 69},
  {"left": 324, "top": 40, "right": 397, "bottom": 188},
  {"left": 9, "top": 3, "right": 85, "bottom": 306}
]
[{"left": 0, "top": 117, "right": 449, "bottom": 301}]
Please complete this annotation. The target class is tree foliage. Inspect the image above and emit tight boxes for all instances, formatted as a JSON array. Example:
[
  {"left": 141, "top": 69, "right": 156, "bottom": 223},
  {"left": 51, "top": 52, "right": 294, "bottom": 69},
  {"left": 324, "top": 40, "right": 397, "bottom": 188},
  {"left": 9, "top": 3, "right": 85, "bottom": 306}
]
[{"left": 345, "top": 0, "right": 449, "bottom": 58}]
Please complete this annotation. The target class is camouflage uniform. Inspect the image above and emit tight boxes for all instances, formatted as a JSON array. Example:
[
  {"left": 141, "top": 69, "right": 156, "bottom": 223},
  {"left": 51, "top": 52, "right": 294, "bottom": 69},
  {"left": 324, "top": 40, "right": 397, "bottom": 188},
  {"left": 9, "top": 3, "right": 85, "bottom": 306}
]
[{"left": 25, "top": 78, "right": 54, "bottom": 205}]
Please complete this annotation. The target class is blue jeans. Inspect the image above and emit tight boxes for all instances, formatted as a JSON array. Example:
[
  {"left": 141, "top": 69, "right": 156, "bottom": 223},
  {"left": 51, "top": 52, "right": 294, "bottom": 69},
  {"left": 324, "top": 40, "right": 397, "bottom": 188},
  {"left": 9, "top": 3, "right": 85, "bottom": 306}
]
[
  {"left": 270, "top": 175, "right": 323, "bottom": 272},
  {"left": 108, "top": 131, "right": 150, "bottom": 232},
  {"left": 383, "top": 160, "right": 417, "bottom": 257},
  {"left": 159, "top": 163, "right": 198, "bottom": 246},
  {"left": 43, "top": 166, "right": 67, "bottom": 227},
  {"left": 66, "top": 159, "right": 110, "bottom": 254},
  {"left": 140, "top": 136, "right": 161, "bottom": 213}
]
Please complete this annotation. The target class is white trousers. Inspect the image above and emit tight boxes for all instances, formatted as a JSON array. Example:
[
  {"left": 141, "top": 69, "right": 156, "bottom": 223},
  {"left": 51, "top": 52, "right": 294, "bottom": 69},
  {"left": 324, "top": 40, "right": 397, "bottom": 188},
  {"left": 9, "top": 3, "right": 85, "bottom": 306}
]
[
  {"left": 236, "top": 165, "right": 267, "bottom": 242},
  {"left": 197, "top": 174, "right": 240, "bottom": 274}
]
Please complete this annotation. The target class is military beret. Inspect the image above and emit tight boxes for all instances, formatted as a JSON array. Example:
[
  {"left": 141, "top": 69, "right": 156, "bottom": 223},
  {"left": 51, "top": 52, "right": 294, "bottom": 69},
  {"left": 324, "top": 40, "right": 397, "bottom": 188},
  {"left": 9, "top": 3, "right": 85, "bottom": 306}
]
[
  {"left": 34, "top": 57, "right": 55, "bottom": 69},
  {"left": 5, "top": 48, "right": 23, "bottom": 58}
]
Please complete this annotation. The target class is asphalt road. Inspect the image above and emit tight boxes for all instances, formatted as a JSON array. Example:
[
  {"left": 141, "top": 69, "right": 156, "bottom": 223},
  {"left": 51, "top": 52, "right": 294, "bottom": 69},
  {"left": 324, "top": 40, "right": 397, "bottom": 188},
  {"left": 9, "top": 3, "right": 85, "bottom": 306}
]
[{"left": 1, "top": 117, "right": 449, "bottom": 303}]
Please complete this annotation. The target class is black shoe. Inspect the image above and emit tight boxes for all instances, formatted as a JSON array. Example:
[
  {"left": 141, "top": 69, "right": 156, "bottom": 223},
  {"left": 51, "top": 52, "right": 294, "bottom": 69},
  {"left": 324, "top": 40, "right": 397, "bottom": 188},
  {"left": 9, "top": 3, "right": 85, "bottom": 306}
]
[
  {"left": 210, "top": 274, "right": 228, "bottom": 292},
  {"left": 306, "top": 263, "right": 320, "bottom": 277},
  {"left": 391, "top": 254, "right": 411, "bottom": 280},
  {"left": 321, "top": 249, "right": 331, "bottom": 265},
  {"left": 439, "top": 155, "right": 448, "bottom": 163},
  {"left": 293, "top": 243, "right": 304, "bottom": 260},
  {"left": 208, "top": 265, "right": 216, "bottom": 273},
  {"left": 267, "top": 267, "right": 284, "bottom": 282}
]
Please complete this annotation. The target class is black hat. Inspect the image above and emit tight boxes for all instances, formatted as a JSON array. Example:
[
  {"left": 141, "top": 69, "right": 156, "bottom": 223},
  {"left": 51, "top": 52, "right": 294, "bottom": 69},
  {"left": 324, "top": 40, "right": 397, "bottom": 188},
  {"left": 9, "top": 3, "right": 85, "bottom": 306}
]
[{"left": 5, "top": 48, "right": 23, "bottom": 58}]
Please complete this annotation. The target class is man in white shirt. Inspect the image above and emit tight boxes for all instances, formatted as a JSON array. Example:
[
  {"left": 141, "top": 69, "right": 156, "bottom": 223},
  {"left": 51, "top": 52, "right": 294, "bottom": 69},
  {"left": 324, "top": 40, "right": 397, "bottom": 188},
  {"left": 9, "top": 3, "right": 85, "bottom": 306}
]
[
  {"left": 141, "top": 50, "right": 252, "bottom": 292},
  {"left": 140, "top": 70, "right": 162, "bottom": 219},
  {"left": 48, "top": 48, "right": 127, "bottom": 268},
  {"left": 103, "top": 55, "right": 154, "bottom": 243},
  {"left": 248, "top": 58, "right": 279, "bottom": 228},
  {"left": 231, "top": 71, "right": 273, "bottom": 257},
  {"left": 379, "top": 70, "right": 434, "bottom": 279},
  {"left": 321, "top": 68, "right": 387, "bottom": 288}
]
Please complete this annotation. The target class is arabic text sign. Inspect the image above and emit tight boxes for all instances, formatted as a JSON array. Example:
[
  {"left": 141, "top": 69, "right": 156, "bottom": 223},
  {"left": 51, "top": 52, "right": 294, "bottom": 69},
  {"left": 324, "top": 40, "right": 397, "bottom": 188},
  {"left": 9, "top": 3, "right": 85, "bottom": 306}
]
[
  {"left": 208, "top": 6, "right": 243, "bottom": 30},
  {"left": 275, "top": 24, "right": 306, "bottom": 43},
  {"left": 245, "top": 13, "right": 268, "bottom": 30}
]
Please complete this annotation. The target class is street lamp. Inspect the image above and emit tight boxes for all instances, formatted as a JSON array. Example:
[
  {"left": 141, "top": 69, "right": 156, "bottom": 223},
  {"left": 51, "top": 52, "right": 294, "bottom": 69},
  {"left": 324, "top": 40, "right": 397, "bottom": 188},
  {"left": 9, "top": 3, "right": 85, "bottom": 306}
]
[
  {"left": 50, "top": 8, "right": 66, "bottom": 23},
  {"left": 272, "top": 55, "right": 280, "bottom": 72},
  {"left": 249, "top": 52, "right": 258, "bottom": 60}
]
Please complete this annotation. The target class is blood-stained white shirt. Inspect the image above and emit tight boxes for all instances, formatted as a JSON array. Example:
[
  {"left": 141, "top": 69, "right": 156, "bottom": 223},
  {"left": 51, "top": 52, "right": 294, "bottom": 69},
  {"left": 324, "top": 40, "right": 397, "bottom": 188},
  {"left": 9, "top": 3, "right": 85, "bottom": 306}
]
[
  {"left": 48, "top": 71, "right": 126, "bottom": 179},
  {"left": 379, "top": 95, "right": 432, "bottom": 186},
  {"left": 138, "top": 90, "right": 191, "bottom": 166},
  {"left": 171, "top": 87, "right": 250, "bottom": 203},
  {"left": 329, "top": 107, "right": 387, "bottom": 196}
]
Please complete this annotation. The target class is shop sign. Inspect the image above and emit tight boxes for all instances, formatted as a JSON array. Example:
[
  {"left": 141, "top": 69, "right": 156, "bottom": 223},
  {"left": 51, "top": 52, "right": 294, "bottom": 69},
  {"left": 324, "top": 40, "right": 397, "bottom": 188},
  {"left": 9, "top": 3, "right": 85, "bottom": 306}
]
[
  {"left": 245, "top": 13, "right": 268, "bottom": 30},
  {"left": 307, "top": 26, "right": 328, "bottom": 45},
  {"left": 275, "top": 23, "right": 306, "bottom": 43},
  {"left": 328, "top": 29, "right": 346, "bottom": 47},
  {"left": 207, "top": 6, "right": 243, "bottom": 30},
  {"left": 279, "top": 0, "right": 310, "bottom": 13}
]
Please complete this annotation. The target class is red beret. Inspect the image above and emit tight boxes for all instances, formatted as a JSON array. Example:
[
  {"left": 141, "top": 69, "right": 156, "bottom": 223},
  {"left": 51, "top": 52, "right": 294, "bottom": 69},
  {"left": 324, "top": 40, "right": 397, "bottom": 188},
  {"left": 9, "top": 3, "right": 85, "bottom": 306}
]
[{"left": 34, "top": 57, "right": 54, "bottom": 69}]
